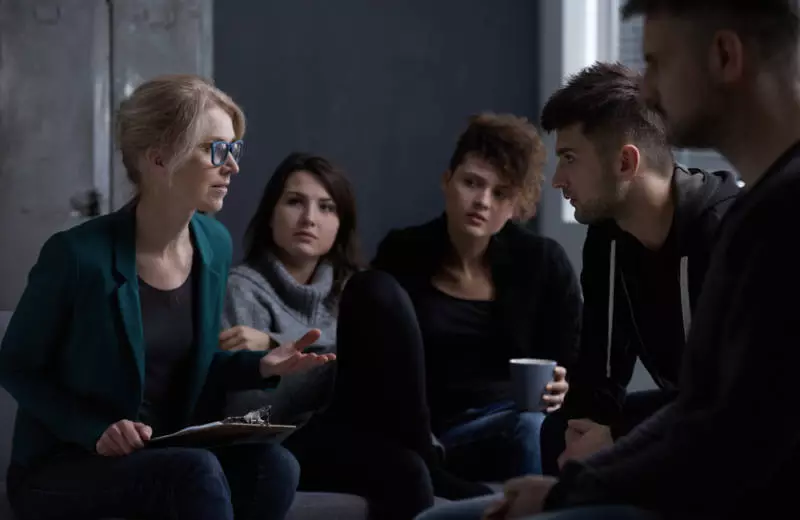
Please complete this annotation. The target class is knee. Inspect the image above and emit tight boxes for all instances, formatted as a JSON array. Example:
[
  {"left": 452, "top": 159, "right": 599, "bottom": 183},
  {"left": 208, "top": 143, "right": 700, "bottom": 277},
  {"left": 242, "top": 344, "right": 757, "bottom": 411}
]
[
  {"left": 513, "top": 412, "right": 546, "bottom": 440},
  {"left": 340, "top": 269, "right": 413, "bottom": 315},
  {"left": 255, "top": 443, "right": 301, "bottom": 489},
  {"left": 169, "top": 448, "right": 229, "bottom": 489},
  {"left": 385, "top": 448, "right": 434, "bottom": 497}
]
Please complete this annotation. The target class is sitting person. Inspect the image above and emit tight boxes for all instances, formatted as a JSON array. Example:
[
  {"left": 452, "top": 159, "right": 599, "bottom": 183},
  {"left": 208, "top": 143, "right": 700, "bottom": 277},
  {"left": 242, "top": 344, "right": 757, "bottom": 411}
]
[
  {"left": 539, "top": 62, "right": 740, "bottom": 471},
  {"left": 416, "top": 0, "right": 800, "bottom": 516},
  {"left": 0, "top": 75, "right": 331, "bottom": 520},
  {"left": 222, "top": 151, "right": 521, "bottom": 520},
  {"left": 221, "top": 152, "right": 358, "bottom": 430},
  {"left": 372, "top": 112, "right": 581, "bottom": 482}
]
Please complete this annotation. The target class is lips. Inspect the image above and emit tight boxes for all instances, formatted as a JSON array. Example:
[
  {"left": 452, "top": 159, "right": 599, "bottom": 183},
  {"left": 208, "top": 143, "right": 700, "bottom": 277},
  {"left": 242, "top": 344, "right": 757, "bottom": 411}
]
[
  {"left": 294, "top": 231, "right": 316, "bottom": 240},
  {"left": 466, "top": 212, "right": 488, "bottom": 223}
]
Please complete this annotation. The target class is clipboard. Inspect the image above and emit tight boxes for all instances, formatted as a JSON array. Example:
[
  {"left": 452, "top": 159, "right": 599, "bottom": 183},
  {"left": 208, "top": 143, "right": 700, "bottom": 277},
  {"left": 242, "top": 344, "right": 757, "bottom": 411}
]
[{"left": 147, "top": 406, "right": 296, "bottom": 448}]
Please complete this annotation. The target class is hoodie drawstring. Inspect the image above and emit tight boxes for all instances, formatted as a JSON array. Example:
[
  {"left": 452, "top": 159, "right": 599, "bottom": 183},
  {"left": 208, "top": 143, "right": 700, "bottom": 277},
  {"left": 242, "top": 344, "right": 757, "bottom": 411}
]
[
  {"left": 606, "top": 243, "right": 692, "bottom": 379},
  {"left": 606, "top": 240, "right": 616, "bottom": 378},
  {"left": 679, "top": 256, "right": 691, "bottom": 341}
]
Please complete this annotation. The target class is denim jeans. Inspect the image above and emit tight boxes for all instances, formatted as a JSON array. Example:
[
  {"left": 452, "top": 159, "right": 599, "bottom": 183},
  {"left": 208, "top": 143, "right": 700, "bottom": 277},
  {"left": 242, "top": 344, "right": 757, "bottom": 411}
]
[
  {"left": 438, "top": 401, "right": 546, "bottom": 481},
  {"left": 416, "top": 494, "right": 660, "bottom": 520},
  {"left": 6, "top": 443, "right": 300, "bottom": 520}
]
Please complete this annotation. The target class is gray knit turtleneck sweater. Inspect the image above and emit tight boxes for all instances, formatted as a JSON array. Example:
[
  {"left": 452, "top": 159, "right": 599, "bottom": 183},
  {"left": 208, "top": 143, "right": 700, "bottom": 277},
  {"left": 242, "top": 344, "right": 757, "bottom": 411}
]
[{"left": 222, "top": 254, "right": 337, "bottom": 429}]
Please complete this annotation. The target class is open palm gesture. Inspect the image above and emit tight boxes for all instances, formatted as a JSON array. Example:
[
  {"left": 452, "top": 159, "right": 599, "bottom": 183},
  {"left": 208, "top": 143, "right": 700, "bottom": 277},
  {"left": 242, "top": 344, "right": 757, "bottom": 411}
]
[{"left": 259, "top": 329, "right": 336, "bottom": 378}]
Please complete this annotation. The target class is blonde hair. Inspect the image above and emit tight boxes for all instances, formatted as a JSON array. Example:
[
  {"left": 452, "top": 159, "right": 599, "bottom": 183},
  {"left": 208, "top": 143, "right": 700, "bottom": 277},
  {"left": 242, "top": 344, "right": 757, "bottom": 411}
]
[{"left": 116, "top": 74, "right": 246, "bottom": 185}]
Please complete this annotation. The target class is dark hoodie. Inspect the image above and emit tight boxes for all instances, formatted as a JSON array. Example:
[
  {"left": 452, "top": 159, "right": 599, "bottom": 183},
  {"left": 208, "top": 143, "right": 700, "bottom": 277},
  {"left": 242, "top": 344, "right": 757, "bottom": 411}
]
[
  {"left": 544, "top": 141, "right": 800, "bottom": 520},
  {"left": 564, "top": 165, "right": 740, "bottom": 436}
]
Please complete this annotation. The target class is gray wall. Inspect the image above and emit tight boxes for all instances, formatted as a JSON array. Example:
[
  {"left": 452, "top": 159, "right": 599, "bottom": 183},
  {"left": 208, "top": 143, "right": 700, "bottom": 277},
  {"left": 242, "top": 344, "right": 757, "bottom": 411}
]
[{"left": 213, "top": 0, "right": 542, "bottom": 262}]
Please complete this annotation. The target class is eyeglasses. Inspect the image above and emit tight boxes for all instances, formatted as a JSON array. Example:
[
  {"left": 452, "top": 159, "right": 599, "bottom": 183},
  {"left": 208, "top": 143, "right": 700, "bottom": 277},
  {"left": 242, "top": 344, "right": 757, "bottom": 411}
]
[{"left": 207, "top": 140, "right": 244, "bottom": 166}]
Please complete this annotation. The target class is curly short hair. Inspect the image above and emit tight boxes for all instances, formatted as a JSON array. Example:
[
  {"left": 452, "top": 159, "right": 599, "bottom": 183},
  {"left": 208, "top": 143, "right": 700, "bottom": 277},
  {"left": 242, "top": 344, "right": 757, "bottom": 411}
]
[{"left": 449, "top": 113, "right": 546, "bottom": 219}]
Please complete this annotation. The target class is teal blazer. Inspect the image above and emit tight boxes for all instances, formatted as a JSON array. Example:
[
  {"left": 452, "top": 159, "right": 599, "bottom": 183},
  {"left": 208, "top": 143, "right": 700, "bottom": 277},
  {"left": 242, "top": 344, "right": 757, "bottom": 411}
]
[{"left": 0, "top": 207, "right": 278, "bottom": 467}]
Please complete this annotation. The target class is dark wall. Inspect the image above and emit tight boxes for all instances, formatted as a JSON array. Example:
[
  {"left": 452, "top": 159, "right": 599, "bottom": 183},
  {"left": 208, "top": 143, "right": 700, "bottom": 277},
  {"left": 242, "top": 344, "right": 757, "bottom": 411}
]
[{"left": 214, "top": 0, "right": 541, "bottom": 263}]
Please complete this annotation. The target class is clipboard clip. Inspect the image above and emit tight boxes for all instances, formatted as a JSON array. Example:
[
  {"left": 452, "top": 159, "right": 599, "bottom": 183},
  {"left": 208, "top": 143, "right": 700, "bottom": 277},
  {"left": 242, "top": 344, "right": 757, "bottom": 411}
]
[{"left": 221, "top": 406, "right": 272, "bottom": 426}]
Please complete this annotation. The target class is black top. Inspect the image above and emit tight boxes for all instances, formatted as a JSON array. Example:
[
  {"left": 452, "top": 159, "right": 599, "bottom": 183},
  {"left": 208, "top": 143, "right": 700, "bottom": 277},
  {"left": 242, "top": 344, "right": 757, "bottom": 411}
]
[
  {"left": 413, "top": 283, "right": 500, "bottom": 425},
  {"left": 567, "top": 166, "right": 740, "bottom": 434},
  {"left": 373, "top": 215, "right": 582, "bottom": 428},
  {"left": 547, "top": 142, "right": 800, "bottom": 518},
  {"left": 137, "top": 268, "right": 195, "bottom": 435}
]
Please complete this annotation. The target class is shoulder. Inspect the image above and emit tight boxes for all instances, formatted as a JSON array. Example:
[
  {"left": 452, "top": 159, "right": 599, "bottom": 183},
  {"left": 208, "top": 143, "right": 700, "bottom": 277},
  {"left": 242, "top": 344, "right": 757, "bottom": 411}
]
[
  {"left": 378, "top": 218, "right": 441, "bottom": 250},
  {"left": 47, "top": 212, "right": 126, "bottom": 268},
  {"left": 497, "top": 223, "right": 576, "bottom": 279},
  {"left": 228, "top": 263, "right": 270, "bottom": 293},
  {"left": 498, "top": 222, "right": 568, "bottom": 262}
]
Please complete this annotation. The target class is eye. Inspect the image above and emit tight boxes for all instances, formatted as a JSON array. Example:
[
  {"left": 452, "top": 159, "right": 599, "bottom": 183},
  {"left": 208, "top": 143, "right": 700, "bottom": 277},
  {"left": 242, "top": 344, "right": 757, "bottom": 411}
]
[
  {"left": 286, "top": 196, "right": 304, "bottom": 206},
  {"left": 493, "top": 189, "right": 510, "bottom": 200},
  {"left": 560, "top": 154, "right": 576, "bottom": 165},
  {"left": 319, "top": 202, "right": 337, "bottom": 214}
]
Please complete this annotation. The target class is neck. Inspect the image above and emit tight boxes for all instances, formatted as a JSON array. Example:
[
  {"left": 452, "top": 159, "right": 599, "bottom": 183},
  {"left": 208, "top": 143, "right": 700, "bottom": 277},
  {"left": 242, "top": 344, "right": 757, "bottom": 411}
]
[
  {"left": 446, "top": 223, "right": 489, "bottom": 275},
  {"left": 716, "top": 79, "right": 800, "bottom": 186},
  {"left": 278, "top": 254, "right": 319, "bottom": 285},
  {"left": 615, "top": 173, "right": 674, "bottom": 250},
  {"left": 135, "top": 192, "right": 194, "bottom": 254}
]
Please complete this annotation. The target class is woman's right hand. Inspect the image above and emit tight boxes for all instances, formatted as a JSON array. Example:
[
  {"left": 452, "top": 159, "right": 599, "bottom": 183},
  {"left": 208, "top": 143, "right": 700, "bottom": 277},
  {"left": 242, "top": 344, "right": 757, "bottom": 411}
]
[
  {"left": 96, "top": 419, "right": 152, "bottom": 457},
  {"left": 219, "top": 325, "right": 275, "bottom": 351}
]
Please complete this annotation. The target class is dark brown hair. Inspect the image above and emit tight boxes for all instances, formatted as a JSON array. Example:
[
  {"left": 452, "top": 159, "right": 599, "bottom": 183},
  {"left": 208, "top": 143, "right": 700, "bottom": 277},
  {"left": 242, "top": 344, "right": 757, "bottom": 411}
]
[
  {"left": 244, "top": 152, "right": 362, "bottom": 308},
  {"left": 621, "top": 0, "right": 800, "bottom": 70},
  {"left": 448, "top": 113, "right": 546, "bottom": 219},
  {"left": 541, "top": 62, "right": 672, "bottom": 173}
]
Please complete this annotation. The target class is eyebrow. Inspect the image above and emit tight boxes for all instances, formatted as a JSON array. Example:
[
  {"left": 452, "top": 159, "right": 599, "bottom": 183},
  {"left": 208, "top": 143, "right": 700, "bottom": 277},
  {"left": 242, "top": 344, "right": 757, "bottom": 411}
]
[
  {"left": 205, "top": 136, "right": 236, "bottom": 142},
  {"left": 285, "top": 190, "right": 334, "bottom": 202},
  {"left": 555, "top": 147, "right": 576, "bottom": 157}
]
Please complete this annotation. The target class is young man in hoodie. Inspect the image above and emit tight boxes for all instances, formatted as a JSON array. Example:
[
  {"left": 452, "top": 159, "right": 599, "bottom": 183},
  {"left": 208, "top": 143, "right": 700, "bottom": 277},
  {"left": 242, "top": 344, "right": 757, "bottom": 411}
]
[
  {"left": 539, "top": 62, "right": 740, "bottom": 470},
  {"left": 416, "top": 0, "right": 800, "bottom": 518}
]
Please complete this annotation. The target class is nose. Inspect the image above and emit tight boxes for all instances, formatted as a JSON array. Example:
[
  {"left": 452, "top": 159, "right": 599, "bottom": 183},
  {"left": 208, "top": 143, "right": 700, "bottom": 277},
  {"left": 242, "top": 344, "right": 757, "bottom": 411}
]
[
  {"left": 223, "top": 153, "right": 240, "bottom": 175},
  {"left": 300, "top": 204, "right": 317, "bottom": 227},
  {"left": 475, "top": 188, "right": 491, "bottom": 209}
]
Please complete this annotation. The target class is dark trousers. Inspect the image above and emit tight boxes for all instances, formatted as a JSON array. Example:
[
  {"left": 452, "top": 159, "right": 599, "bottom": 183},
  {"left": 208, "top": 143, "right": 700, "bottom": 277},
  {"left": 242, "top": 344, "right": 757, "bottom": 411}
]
[
  {"left": 6, "top": 443, "right": 300, "bottom": 520},
  {"left": 285, "top": 270, "right": 489, "bottom": 520}
]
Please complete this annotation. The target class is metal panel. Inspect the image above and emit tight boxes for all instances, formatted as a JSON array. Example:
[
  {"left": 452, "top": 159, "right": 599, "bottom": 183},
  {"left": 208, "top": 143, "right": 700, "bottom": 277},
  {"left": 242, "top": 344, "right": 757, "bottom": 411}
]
[
  {"left": 109, "top": 0, "right": 213, "bottom": 209},
  {"left": 0, "top": 0, "right": 110, "bottom": 310}
]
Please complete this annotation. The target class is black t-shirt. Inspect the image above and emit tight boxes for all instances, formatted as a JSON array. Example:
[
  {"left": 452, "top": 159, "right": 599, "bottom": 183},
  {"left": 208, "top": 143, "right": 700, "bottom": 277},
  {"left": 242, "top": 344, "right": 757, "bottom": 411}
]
[
  {"left": 136, "top": 267, "right": 195, "bottom": 435},
  {"left": 413, "top": 283, "right": 510, "bottom": 429}
]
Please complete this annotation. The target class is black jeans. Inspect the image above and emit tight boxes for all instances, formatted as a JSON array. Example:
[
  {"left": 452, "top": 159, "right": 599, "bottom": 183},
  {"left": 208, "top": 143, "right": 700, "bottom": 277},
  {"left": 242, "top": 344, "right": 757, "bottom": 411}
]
[
  {"left": 6, "top": 443, "right": 300, "bottom": 520},
  {"left": 286, "top": 270, "right": 488, "bottom": 520}
]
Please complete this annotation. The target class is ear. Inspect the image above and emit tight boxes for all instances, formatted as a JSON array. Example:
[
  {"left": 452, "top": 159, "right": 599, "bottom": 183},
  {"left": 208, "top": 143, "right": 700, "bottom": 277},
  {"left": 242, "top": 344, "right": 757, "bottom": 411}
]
[
  {"left": 709, "top": 30, "right": 744, "bottom": 83},
  {"left": 144, "top": 147, "right": 168, "bottom": 175},
  {"left": 618, "top": 144, "right": 641, "bottom": 181},
  {"left": 441, "top": 170, "right": 453, "bottom": 191}
]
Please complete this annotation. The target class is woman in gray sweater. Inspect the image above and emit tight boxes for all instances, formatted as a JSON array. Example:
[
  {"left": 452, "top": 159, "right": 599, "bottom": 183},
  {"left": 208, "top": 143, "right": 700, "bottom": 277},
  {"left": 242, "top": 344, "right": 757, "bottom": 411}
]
[{"left": 222, "top": 153, "right": 489, "bottom": 520}]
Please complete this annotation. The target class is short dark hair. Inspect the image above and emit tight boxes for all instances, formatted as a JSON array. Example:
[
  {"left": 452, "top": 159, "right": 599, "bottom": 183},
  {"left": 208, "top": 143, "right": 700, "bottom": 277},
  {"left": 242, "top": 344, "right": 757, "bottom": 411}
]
[
  {"left": 449, "top": 113, "right": 546, "bottom": 219},
  {"left": 621, "top": 0, "right": 800, "bottom": 68},
  {"left": 244, "top": 152, "right": 363, "bottom": 308},
  {"left": 541, "top": 62, "right": 672, "bottom": 172}
]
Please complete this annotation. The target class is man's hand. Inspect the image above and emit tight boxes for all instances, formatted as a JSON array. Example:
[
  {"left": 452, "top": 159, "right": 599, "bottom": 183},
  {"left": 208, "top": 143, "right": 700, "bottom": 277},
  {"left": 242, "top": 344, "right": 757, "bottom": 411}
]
[
  {"left": 259, "top": 329, "right": 336, "bottom": 378},
  {"left": 557, "top": 418, "right": 613, "bottom": 469},
  {"left": 542, "top": 366, "right": 569, "bottom": 413},
  {"left": 482, "top": 476, "right": 558, "bottom": 519},
  {"left": 219, "top": 325, "right": 275, "bottom": 352},
  {"left": 96, "top": 419, "right": 152, "bottom": 457}
]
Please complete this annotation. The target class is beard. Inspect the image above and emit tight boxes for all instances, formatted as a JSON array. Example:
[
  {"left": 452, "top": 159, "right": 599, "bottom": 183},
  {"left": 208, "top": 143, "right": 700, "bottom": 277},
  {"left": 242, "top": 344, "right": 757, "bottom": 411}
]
[
  {"left": 664, "top": 83, "right": 727, "bottom": 150},
  {"left": 573, "top": 168, "right": 624, "bottom": 225}
]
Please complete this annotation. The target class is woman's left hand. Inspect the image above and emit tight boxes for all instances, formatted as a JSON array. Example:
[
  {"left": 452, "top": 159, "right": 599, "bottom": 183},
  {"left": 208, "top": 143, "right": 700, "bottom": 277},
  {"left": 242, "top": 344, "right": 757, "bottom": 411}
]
[
  {"left": 259, "top": 329, "right": 336, "bottom": 377},
  {"left": 542, "top": 366, "right": 568, "bottom": 413}
]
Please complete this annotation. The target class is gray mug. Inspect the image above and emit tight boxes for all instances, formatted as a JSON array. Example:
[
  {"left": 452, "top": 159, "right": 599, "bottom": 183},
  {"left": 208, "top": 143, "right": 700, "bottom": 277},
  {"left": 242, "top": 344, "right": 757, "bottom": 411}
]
[{"left": 510, "top": 358, "right": 557, "bottom": 412}]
